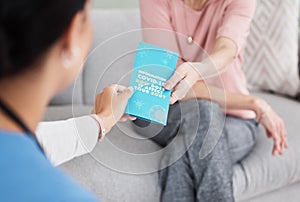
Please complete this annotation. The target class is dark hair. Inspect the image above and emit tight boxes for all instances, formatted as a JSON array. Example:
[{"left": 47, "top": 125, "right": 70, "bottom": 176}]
[{"left": 0, "top": 0, "right": 87, "bottom": 79}]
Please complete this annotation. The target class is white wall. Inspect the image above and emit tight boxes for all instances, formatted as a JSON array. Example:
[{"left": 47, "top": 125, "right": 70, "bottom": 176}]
[{"left": 92, "top": 0, "right": 138, "bottom": 8}]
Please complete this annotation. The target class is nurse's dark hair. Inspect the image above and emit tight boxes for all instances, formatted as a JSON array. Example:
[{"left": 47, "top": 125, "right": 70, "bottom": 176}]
[{"left": 0, "top": 0, "right": 87, "bottom": 79}]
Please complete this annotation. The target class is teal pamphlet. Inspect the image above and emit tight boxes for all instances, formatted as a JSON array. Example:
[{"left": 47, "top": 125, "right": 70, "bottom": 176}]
[{"left": 125, "top": 42, "right": 179, "bottom": 125}]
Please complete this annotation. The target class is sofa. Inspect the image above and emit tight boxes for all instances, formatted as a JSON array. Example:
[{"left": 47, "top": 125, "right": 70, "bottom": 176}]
[{"left": 44, "top": 9, "right": 300, "bottom": 202}]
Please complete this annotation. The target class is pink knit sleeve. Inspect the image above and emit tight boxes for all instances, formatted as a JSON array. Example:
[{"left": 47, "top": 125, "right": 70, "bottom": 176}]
[{"left": 217, "top": 0, "right": 256, "bottom": 53}]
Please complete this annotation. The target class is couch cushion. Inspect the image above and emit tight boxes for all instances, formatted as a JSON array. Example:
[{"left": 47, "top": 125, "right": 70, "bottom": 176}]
[
  {"left": 50, "top": 71, "right": 84, "bottom": 105},
  {"left": 43, "top": 106, "right": 92, "bottom": 121},
  {"left": 83, "top": 9, "right": 142, "bottom": 105},
  {"left": 241, "top": 182, "right": 300, "bottom": 202},
  {"left": 234, "top": 92, "right": 300, "bottom": 201},
  {"left": 243, "top": 0, "right": 300, "bottom": 96},
  {"left": 60, "top": 154, "right": 160, "bottom": 202}
]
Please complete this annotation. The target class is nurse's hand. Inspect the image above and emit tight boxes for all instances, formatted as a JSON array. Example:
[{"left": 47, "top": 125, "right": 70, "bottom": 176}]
[
  {"left": 165, "top": 62, "right": 202, "bottom": 104},
  {"left": 93, "top": 84, "right": 135, "bottom": 133}
]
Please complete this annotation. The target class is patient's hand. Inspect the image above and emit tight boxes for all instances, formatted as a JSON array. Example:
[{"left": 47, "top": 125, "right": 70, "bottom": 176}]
[
  {"left": 255, "top": 98, "right": 288, "bottom": 156},
  {"left": 93, "top": 84, "right": 134, "bottom": 133}
]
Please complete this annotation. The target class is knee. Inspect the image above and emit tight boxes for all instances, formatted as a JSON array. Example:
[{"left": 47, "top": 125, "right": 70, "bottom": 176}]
[
  {"left": 179, "top": 99, "right": 223, "bottom": 122},
  {"left": 197, "top": 100, "right": 223, "bottom": 119},
  {"left": 181, "top": 100, "right": 225, "bottom": 157}
]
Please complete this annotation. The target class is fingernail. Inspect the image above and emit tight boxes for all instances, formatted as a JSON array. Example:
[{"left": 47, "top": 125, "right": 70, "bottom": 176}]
[
  {"left": 128, "top": 86, "right": 134, "bottom": 93},
  {"left": 170, "top": 96, "right": 177, "bottom": 105},
  {"left": 165, "top": 83, "right": 171, "bottom": 89}
]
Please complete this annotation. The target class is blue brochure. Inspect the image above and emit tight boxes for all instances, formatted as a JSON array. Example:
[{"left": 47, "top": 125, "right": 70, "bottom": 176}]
[{"left": 125, "top": 42, "right": 179, "bottom": 125}]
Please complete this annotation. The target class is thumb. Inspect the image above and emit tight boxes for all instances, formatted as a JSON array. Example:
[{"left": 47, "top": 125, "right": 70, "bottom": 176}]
[
  {"left": 165, "top": 70, "right": 185, "bottom": 90},
  {"left": 119, "top": 86, "right": 133, "bottom": 100}
]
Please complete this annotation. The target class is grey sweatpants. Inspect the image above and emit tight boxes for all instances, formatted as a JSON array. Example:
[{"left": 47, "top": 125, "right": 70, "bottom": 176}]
[{"left": 133, "top": 99, "right": 258, "bottom": 202}]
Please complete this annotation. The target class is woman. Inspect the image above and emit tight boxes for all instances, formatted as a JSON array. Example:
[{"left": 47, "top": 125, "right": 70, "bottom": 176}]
[
  {"left": 0, "top": 0, "right": 133, "bottom": 201},
  {"left": 136, "top": 0, "right": 288, "bottom": 201}
]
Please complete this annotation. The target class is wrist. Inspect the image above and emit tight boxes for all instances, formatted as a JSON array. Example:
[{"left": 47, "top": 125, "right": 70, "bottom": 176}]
[
  {"left": 251, "top": 97, "right": 269, "bottom": 121},
  {"left": 96, "top": 112, "right": 114, "bottom": 133},
  {"left": 188, "top": 62, "right": 204, "bottom": 79},
  {"left": 250, "top": 97, "right": 262, "bottom": 116},
  {"left": 90, "top": 114, "right": 107, "bottom": 141},
  {"left": 197, "top": 82, "right": 210, "bottom": 99}
]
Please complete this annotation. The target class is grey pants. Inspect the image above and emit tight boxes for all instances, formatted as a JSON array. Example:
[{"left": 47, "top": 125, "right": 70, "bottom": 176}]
[{"left": 133, "top": 100, "right": 258, "bottom": 202}]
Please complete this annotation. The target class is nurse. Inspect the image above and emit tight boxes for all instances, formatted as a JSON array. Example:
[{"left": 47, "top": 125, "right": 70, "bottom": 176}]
[{"left": 0, "top": 0, "right": 133, "bottom": 201}]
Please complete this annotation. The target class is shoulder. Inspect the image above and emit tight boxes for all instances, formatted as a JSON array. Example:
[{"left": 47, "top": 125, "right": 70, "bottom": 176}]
[
  {"left": 225, "top": 0, "right": 256, "bottom": 6},
  {"left": 224, "top": 0, "right": 256, "bottom": 16},
  {"left": 0, "top": 133, "right": 97, "bottom": 201},
  {"left": 226, "top": 0, "right": 256, "bottom": 8},
  {"left": 139, "top": 0, "right": 170, "bottom": 10}
]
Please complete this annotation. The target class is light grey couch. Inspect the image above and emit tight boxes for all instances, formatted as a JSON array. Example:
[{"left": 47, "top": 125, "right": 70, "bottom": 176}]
[{"left": 44, "top": 9, "right": 300, "bottom": 202}]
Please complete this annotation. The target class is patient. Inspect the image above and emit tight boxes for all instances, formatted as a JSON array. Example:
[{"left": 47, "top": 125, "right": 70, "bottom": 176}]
[
  {"left": 135, "top": 0, "right": 289, "bottom": 201},
  {"left": 0, "top": 0, "right": 133, "bottom": 201}
]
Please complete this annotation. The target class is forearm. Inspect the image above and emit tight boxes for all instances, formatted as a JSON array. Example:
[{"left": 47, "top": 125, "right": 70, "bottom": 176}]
[
  {"left": 36, "top": 116, "right": 99, "bottom": 166},
  {"left": 192, "top": 82, "right": 260, "bottom": 114},
  {"left": 191, "top": 37, "right": 237, "bottom": 80}
]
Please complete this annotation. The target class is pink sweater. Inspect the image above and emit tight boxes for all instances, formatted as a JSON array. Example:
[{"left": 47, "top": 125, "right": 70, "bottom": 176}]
[{"left": 140, "top": 0, "right": 256, "bottom": 119}]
